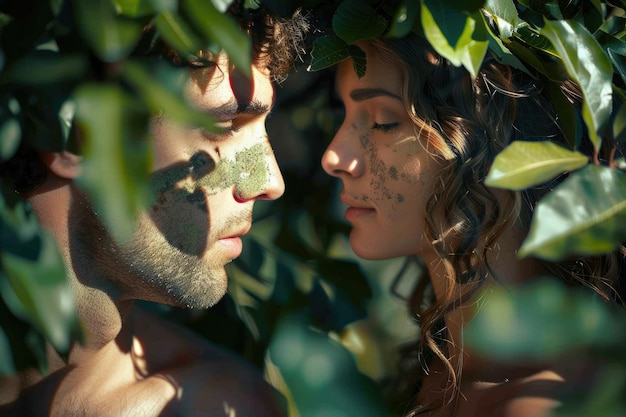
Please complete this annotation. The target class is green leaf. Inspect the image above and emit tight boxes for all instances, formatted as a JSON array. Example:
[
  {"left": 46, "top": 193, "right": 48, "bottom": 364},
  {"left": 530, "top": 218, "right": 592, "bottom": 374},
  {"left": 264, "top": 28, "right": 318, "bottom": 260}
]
[
  {"left": 546, "top": 81, "right": 581, "bottom": 148},
  {"left": 519, "top": 165, "right": 626, "bottom": 260},
  {"left": 484, "top": 0, "right": 520, "bottom": 39},
  {"left": 73, "top": 83, "right": 152, "bottom": 243},
  {"left": 74, "top": 0, "right": 143, "bottom": 62},
  {"left": 386, "top": 0, "right": 419, "bottom": 38},
  {"left": 0, "top": 50, "right": 87, "bottom": 85},
  {"left": 0, "top": 326, "right": 15, "bottom": 375},
  {"left": 210, "top": 0, "right": 232, "bottom": 13},
  {"left": 0, "top": 231, "right": 76, "bottom": 352},
  {"left": 183, "top": 0, "right": 251, "bottom": 77},
  {"left": 461, "top": 12, "right": 490, "bottom": 77},
  {"left": 307, "top": 35, "right": 351, "bottom": 72},
  {"left": 348, "top": 44, "right": 366, "bottom": 78},
  {"left": 268, "top": 316, "right": 388, "bottom": 417},
  {"left": 608, "top": 48, "right": 626, "bottom": 87},
  {"left": 421, "top": 2, "right": 488, "bottom": 76},
  {"left": 465, "top": 279, "right": 619, "bottom": 361},
  {"left": 486, "top": 141, "right": 588, "bottom": 190},
  {"left": 0, "top": 116, "right": 20, "bottom": 161},
  {"left": 114, "top": 0, "right": 156, "bottom": 17},
  {"left": 541, "top": 19, "right": 613, "bottom": 152},
  {"left": 613, "top": 96, "right": 626, "bottom": 146},
  {"left": 154, "top": 11, "right": 204, "bottom": 59},
  {"left": 332, "top": 0, "right": 388, "bottom": 44},
  {"left": 122, "top": 59, "right": 219, "bottom": 132}
]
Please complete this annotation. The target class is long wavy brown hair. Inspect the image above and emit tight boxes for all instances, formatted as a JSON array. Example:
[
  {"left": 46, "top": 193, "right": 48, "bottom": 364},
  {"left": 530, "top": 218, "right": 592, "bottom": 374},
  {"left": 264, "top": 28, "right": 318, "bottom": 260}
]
[{"left": 364, "top": 35, "right": 625, "bottom": 415}]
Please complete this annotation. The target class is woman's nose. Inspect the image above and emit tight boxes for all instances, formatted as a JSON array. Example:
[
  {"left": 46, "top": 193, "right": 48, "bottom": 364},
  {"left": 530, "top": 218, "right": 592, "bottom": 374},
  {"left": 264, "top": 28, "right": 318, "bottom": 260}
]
[
  {"left": 234, "top": 139, "right": 285, "bottom": 202},
  {"left": 321, "top": 125, "right": 364, "bottom": 178}
]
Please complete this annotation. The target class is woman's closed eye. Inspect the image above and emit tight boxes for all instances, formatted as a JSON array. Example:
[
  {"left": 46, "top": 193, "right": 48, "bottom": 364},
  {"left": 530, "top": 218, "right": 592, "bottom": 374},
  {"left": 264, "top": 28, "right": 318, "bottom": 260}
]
[{"left": 372, "top": 122, "right": 399, "bottom": 133}]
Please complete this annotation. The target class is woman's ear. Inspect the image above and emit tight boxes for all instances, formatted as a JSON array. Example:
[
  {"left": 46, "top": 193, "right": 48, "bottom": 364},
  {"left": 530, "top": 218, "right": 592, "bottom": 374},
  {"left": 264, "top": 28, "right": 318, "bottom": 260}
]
[{"left": 39, "top": 151, "right": 83, "bottom": 179}]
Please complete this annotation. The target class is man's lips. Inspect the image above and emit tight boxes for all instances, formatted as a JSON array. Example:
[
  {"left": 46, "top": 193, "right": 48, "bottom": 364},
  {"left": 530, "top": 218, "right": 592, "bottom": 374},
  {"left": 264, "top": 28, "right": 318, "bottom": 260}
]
[{"left": 218, "top": 226, "right": 250, "bottom": 259}]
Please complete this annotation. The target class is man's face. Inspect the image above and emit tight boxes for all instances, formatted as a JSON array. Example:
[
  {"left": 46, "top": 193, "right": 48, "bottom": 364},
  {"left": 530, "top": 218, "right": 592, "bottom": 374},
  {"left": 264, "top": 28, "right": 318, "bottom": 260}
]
[{"left": 90, "top": 54, "right": 284, "bottom": 308}]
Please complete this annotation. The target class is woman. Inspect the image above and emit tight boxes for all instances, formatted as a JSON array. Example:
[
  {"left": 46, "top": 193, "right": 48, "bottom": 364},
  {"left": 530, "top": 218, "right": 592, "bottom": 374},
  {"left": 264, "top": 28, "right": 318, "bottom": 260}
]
[{"left": 321, "top": 35, "right": 624, "bottom": 417}]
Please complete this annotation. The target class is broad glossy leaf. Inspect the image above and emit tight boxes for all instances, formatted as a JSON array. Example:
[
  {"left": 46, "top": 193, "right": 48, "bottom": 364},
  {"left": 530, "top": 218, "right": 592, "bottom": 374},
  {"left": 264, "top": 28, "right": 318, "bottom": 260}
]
[
  {"left": 614, "top": 94, "right": 626, "bottom": 146},
  {"left": 73, "top": 84, "right": 151, "bottom": 243},
  {"left": 348, "top": 44, "right": 366, "bottom": 78},
  {"left": 608, "top": 48, "right": 626, "bottom": 87},
  {"left": 465, "top": 279, "right": 620, "bottom": 360},
  {"left": 519, "top": 165, "right": 626, "bottom": 260},
  {"left": 547, "top": 81, "right": 581, "bottom": 148},
  {"left": 386, "top": 0, "right": 418, "bottom": 38},
  {"left": 123, "top": 59, "right": 219, "bottom": 132},
  {"left": 308, "top": 35, "right": 351, "bottom": 72},
  {"left": 184, "top": 0, "right": 251, "bottom": 77},
  {"left": 154, "top": 12, "right": 204, "bottom": 59},
  {"left": 422, "top": 0, "right": 466, "bottom": 53},
  {"left": 541, "top": 19, "right": 613, "bottom": 151},
  {"left": 114, "top": 0, "right": 156, "bottom": 17},
  {"left": 421, "top": 3, "right": 488, "bottom": 76},
  {"left": 0, "top": 116, "right": 20, "bottom": 161},
  {"left": 74, "top": 0, "right": 143, "bottom": 62},
  {"left": 332, "top": 0, "right": 388, "bottom": 44},
  {"left": 0, "top": 326, "right": 14, "bottom": 375},
  {"left": 0, "top": 231, "right": 76, "bottom": 352},
  {"left": 598, "top": 15, "right": 626, "bottom": 37},
  {"left": 461, "top": 12, "right": 490, "bottom": 77},
  {"left": 268, "top": 316, "right": 388, "bottom": 417},
  {"left": 210, "top": 0, "right": 232, "bottom": 13},
  {"left": 0, "top": 197, "right": 40, "bottom": 258},
  {"left": 149, "top": 0, "right": 177, "bottom": 12},
  {"left": 486, "top": 141, "right": 588, "bottom": 190},
  {"left": 484, "top": 0, "right": 520, "bottom": 39},
  {"left": 1, "top": 50, "right": 87, "bottom": 85}
]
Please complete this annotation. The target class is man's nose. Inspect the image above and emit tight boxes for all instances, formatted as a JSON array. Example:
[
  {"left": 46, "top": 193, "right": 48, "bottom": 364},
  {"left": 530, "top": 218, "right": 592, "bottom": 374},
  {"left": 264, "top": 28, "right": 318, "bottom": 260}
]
[{"left": 234, "top": 139, "right": 285, "bottom": 202}]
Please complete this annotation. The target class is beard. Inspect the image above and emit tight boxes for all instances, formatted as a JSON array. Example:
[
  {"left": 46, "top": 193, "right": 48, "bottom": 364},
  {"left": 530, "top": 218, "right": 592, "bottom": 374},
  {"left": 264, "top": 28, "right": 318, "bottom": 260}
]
[{"left": 69, "top": 188, "right": 250, "bottom": 309}]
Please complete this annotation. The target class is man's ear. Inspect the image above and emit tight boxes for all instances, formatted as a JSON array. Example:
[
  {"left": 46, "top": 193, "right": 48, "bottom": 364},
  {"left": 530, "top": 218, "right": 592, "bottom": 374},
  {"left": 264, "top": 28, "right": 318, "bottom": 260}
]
[{"left": 39, "top": 151, "right": 83, "bottom": 179}]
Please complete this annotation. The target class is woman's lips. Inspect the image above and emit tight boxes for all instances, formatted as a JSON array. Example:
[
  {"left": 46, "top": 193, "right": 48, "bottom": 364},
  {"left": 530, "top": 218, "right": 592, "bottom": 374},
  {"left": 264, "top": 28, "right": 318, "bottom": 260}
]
[
  {"left": 345, "top": 206, "right": 375, "bottom": 222},
  {"left": 340, "top": 193, "right": 375, "bottom": 222}
]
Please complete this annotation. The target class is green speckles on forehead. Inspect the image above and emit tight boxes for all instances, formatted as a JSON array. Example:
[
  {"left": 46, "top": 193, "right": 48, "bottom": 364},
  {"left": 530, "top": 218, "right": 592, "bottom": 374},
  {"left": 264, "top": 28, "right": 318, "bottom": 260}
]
[{"left": 150, "top": 141, "right": 272, "bottom": 199}]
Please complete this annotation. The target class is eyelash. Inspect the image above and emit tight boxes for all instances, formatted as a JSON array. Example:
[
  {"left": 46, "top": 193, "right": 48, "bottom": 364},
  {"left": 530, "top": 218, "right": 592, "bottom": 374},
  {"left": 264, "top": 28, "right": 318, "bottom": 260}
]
[
  {"left": 200, "top": 122, "right": 239, "bottom": 140},
  {"left": 372, "top": 122, "right": 399, "bottom": 133}
]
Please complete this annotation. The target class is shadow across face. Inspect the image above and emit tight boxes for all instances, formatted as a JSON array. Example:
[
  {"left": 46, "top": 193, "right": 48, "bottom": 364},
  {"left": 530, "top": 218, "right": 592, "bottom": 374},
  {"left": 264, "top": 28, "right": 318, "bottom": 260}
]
[{"left": 149, "top": 151, "right": 217, "bottom": 256}]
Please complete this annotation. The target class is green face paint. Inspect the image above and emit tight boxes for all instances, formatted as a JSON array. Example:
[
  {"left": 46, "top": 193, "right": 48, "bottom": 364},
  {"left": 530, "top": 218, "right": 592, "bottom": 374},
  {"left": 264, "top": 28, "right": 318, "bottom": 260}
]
[{"left": 150, "top": 141, "right": 272, "bottom": 201}]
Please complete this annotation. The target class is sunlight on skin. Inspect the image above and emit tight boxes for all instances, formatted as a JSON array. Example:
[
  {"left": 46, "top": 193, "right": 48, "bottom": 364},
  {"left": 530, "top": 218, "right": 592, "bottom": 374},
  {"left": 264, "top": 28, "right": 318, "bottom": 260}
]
[
  {"left": 151, "top": 141, "right": 274, "bottom": 199},
  {"left": 224, "top": 401, "right": 237, "bottom": 416},
  {"left": 132, "top": 338, "right": 182, "bottom": 400}
]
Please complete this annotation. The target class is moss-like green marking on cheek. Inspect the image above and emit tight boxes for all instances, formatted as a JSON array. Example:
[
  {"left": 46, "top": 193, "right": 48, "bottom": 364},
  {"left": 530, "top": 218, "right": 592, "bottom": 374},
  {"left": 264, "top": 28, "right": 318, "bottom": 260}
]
[
  {"left": 149, "top": 142, "right": 271, "bottom": 201},
  {"left": 195, "top": 142, "right": 270, "bottom": 196}
]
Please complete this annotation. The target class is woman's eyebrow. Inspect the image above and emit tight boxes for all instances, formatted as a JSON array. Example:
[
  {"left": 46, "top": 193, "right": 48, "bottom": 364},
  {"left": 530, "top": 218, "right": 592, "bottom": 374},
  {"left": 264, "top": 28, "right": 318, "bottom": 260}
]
[{"left": 349, "top": 87, "right": 401, "bottom": 102}]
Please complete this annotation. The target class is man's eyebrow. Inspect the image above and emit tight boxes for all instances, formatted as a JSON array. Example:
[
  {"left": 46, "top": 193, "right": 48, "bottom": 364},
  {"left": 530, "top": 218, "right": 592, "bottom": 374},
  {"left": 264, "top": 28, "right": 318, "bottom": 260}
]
[
  {"left": 349, "top": 88, "right": 402, "bottom": 102},
  {"left": 209, "top": 98, "right": 272, "bottom": 119}
]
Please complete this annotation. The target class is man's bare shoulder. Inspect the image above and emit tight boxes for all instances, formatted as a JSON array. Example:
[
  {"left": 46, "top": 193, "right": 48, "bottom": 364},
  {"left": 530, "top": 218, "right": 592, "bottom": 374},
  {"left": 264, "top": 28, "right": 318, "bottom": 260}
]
[{"left": 132, "top": 306, "right": 286, "bottom": 417}]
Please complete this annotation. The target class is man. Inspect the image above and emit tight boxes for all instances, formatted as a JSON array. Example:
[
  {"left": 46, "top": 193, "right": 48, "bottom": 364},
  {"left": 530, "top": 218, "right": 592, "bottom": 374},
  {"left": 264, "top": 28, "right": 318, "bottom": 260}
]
[{"left": 0, "top": 2, "right": 307, "bottom": 416}]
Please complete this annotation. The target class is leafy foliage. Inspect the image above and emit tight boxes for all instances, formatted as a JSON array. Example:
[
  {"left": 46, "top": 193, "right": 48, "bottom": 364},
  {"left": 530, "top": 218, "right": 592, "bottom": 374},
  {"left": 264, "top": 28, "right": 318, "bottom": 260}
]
[{"left": 1, "top": 0, "right": 626, "bottom": 416}]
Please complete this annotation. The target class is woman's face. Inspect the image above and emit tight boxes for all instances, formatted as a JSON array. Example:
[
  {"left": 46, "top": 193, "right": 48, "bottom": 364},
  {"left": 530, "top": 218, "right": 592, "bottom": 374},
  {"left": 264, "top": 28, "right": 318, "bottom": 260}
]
[{"left": 322, "top": 43, "right": 443, "bottom": 260}]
